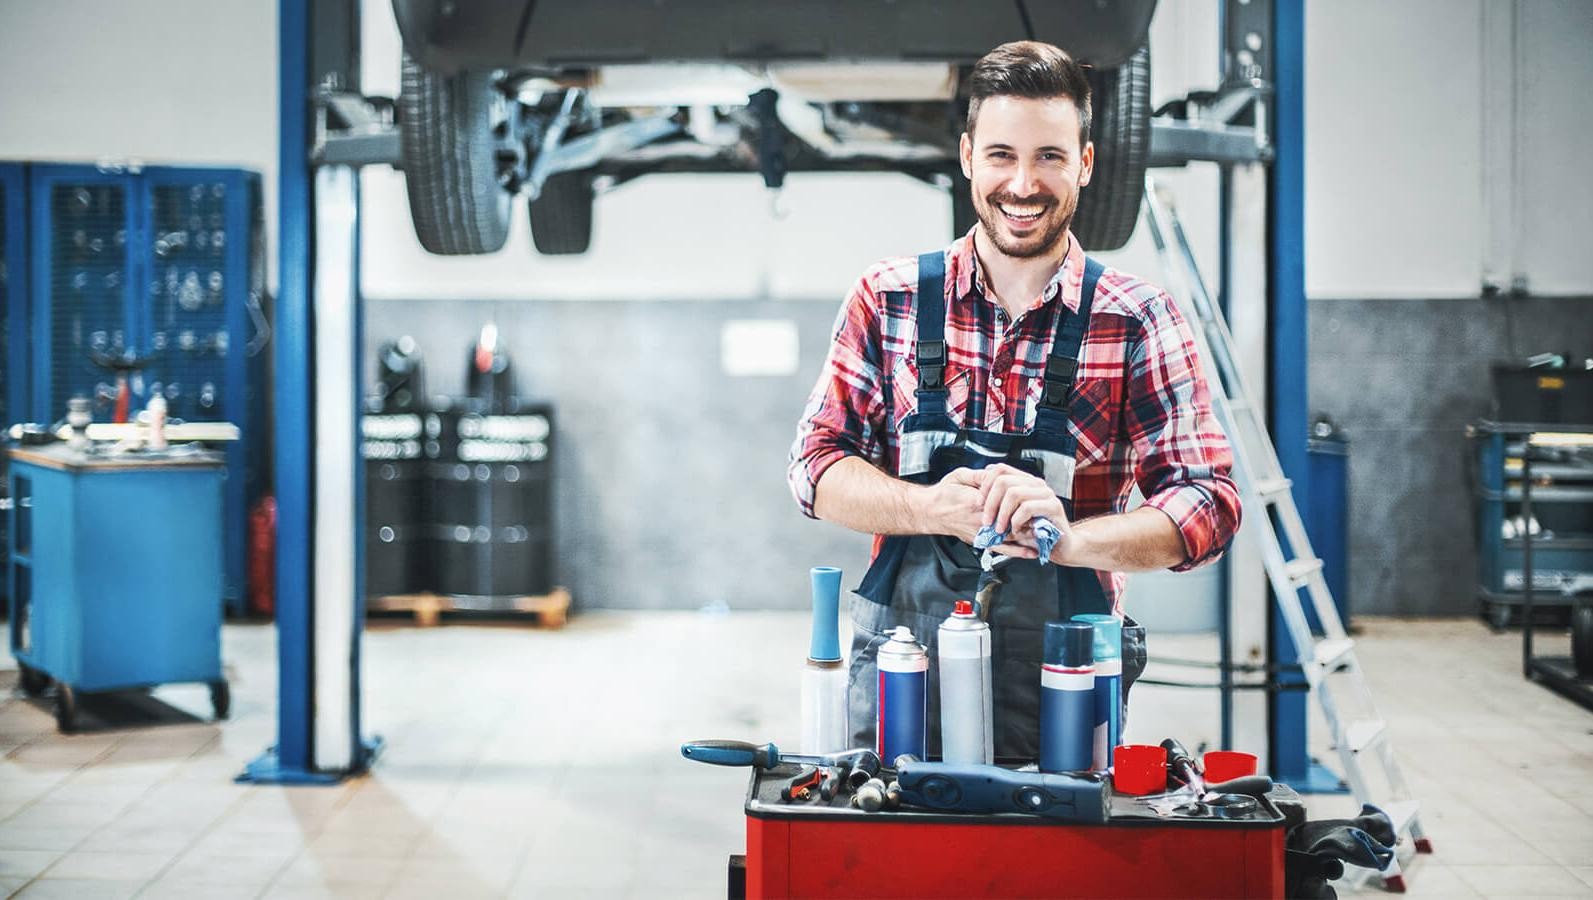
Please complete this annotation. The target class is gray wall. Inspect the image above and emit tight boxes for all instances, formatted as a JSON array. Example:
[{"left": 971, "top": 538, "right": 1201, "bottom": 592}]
[
  {"left": 366, "top": 298, "right": 873, "bottom": 611},
  {"left": 1308, "top": 296, "right": 1593, "bottom": 616}
]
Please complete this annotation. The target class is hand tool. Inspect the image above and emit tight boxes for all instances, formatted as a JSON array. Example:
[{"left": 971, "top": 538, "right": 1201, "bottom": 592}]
[
  {"left": 939, "top": 599, "right": 994, "bottom": 765},
  {"left": 819, "top": 765, "right": 846, "bottom": 801},
  {"left": 801, "top": 567, "right": 848, "bottom": 754},
  {"left": 895, "top": 759, "right": 1111, "bottom": 823},
  {"left": 877, "top": 627, "right": 928, "bottom": 764},
  {"left": 851, "top": 777, "right": 888, "bottom": 812},
  {"left": 1160, "top": 737, "right": 1205, "bottom": 795},
  {"left": 846, "top": 750, "right": 881, "bottom": 790},
  {"left": 680, "top": 740, "right": 879, "bottom": 776},
  {"left": 780, "top": 766, "right": 824, "bottom": 801}
]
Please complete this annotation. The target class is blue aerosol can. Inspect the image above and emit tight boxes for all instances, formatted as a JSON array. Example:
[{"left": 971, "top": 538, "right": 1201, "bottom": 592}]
[
  {"left": 876, "top": 626, "right": 928, "bottom": 763},
  {"left": 938, "top": 599, "right": 993, "bottom": 765},
  {"left": 1073, "top": 613, "right": 1123, "bottom": 771},
  {"left": 1040, "top": 621, "right": 1095, "bottom": 773}
]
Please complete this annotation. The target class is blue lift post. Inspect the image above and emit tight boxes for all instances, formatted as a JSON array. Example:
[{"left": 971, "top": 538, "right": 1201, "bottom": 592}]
[
  {"left": 243, "top": 0, "right": 376, "bottom": 784},
  {"left": 1264, "top": 0, "right": 1341, "bottom": 792}
]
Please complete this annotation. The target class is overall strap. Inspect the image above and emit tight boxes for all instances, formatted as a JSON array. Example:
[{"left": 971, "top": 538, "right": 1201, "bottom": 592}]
[
  {"left": 913, "top": 250, "right": 949, "bottom": 416},
  {"left": 1032, "top": 256, "right": 1105, "bottom": 436}
]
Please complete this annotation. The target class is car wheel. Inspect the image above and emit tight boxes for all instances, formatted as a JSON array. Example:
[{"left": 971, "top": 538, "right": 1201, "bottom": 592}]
[
  {"left": 529, "top": 171, "right": 595, "bottom": 255},
  {"left": 399, "top": 54, "right": 514, "bottom": 255},
  {"left": 1074, "top": 43, "right": 1151, "bottom": 252}
]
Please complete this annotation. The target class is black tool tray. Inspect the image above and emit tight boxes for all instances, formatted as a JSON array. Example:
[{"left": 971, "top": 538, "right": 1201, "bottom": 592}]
[{"left": 744, "top": 763, "right": 1287, "bottom": 828}]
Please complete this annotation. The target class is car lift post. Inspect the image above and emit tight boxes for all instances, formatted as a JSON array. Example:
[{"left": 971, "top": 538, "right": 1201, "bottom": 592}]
[{"left": 243, "top": 0, "right": 377, "bottom": 784}]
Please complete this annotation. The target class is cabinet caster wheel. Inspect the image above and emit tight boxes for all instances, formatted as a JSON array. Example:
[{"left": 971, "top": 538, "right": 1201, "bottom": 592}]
[
  {"left": 1572, "top": 605, "right": 1593, "bottom": 679},
  {"left": 209, "top": 680, "right": 230, "bottom": 720},
  {"left": 54, "top": 684, "right": 77, "bottom": 733},
  {"left": 18, "top": 664, "right": 50, "bottom": 698}
]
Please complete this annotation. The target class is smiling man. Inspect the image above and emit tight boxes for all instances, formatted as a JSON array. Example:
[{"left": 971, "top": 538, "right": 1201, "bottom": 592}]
[{"left": 787, "top": 41, "right": 1242, "bottom": 758}]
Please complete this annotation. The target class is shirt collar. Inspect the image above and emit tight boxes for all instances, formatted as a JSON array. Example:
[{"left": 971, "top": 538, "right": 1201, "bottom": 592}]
[{"left": 947, "top": 226, "right": 1085, "bottom": 315}]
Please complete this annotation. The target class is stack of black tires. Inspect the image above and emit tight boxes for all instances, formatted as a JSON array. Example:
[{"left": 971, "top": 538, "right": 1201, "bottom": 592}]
[{"left": 363, "top": 398, "right": 555, "bottom": 604}]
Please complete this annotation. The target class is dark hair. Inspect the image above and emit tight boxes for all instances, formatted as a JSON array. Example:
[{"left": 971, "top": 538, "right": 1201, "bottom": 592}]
[{"left": 965, "top": 41, "right": 1092, "bottom": 149}]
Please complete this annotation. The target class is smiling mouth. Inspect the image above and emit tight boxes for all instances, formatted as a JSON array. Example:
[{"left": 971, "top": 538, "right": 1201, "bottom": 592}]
[{"left": 997, "top": 202, "right": 1049, "bottom": 228}]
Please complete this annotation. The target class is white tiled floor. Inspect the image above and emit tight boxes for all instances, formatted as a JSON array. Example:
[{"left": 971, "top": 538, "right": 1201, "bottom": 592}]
[{"left": 1, "top": 612, "right": 1590, "bottom": 898}]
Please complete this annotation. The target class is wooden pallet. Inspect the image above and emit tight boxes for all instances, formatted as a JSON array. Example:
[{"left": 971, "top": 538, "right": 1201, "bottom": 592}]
[{"left": 368, "top": 587, "right": 571, "bottom": 629}]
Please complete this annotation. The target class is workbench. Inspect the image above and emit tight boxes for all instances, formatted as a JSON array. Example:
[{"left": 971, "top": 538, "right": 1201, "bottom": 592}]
[
  {"left": 6, "top": 444, "right": 228, "bottom": 731},
  {"left": 738, "top": 764, "right": 1286, "bottom": 899}
]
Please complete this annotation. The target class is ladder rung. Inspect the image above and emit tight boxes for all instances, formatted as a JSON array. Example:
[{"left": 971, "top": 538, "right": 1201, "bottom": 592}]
[
  {"left": 1314, "top": 637, "right": 1356, "bottom": 671},
  {"left": 1285, "top": 558, "right": 1324, "bottom": 586},
  {"left": 1255, "top": 477, "right": 1292, "bottom": 499},
  {"left": 1344, "top": 719, "right": 1387, "bottom": 753}
]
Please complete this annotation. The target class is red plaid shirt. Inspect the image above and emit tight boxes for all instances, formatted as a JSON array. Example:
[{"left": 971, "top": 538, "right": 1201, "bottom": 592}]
[{"left": 788, "top": 230, "right": 1241, "bottom": 609}]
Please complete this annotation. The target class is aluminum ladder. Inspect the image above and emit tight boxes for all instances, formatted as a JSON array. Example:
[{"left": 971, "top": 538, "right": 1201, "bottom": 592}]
[{"left": 1141, "top": 180, "right": 1433, "bottom": 891}]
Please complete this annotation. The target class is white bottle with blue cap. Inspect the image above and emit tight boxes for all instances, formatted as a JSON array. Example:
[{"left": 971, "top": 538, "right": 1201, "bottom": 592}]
[{"left": 800, "top": 567, "right": 848, "bottom": 755}]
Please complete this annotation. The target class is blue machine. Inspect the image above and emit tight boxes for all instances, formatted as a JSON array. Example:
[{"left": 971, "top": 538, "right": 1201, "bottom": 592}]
[
  {"left": 25, "top": 164, "right": 267, "bottom": 614},
  {"left": 6, "top": 445, "right": 228, "bottom": 731}
]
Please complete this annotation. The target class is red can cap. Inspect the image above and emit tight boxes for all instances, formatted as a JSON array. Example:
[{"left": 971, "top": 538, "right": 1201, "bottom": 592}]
[{"left": 954, "top": 599, "right": 973, "bottom": 616}]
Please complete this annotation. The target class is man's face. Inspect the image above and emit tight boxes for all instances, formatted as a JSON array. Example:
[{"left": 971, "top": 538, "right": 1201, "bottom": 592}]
[{"left": 960, "top": 95, "right": 1094, "bottom": 259}]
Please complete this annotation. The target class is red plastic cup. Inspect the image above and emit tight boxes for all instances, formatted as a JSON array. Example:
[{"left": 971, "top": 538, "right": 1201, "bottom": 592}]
[
  {"left": 1202, "top": 750, "right": 1258, "bottom": 784},
  {"left": 1112, "top": 744, "right": 1168, "bottom": 796}
]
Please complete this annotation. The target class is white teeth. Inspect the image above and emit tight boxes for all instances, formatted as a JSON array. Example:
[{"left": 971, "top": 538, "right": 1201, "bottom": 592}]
[{"left": 999, "top": 204, "right": 1044, "bottom": 219}]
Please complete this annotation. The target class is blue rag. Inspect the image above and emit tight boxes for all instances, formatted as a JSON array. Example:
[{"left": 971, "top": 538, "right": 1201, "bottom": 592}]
[{"left": 973, "top": 518, "right": 1062, "bottom": 565}]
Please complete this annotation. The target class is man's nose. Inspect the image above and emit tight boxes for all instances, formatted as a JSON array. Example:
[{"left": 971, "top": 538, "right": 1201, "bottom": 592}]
[{"left": 1006, "top": 161, "right": 1041, "bottom": 197}]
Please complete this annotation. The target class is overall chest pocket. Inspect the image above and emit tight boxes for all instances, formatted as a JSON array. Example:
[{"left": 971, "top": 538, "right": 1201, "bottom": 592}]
[{"left": 889, "top": 355, "right": 973, "bottom": 428}]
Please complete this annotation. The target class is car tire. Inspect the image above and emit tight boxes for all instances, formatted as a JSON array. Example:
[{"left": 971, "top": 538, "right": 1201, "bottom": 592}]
[
  {"left": 1074, "top": 44, "right": 1151, "bottom": 252},
  {"left": 529, "top": 171, "right": 595, "bottom": 255},
  {"left": 399, "top": 55, "right": 513, "bottom": 255}
]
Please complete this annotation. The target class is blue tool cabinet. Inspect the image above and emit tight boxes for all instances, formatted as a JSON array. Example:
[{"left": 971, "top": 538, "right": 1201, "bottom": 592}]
[
  {"left": 24, "top": 164, "right": 267, "bottom": 614},
  {"left": 0, "top": 162, "right": 30, "bottom": 607},
  {"left": 1472, "top": 420, "right": 1593, "bottom": 627},
  {"left": 6, "top": 445, "right": 228, "bottom": 731}
]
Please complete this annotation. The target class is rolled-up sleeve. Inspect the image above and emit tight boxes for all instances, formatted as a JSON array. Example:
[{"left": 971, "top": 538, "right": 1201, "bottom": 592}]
[
  {"left": 1124, "top": 290, "right": 1242, "bottom": 570},
  {"left": 787, "top": 276, "right": 888, "bottom": 518}
]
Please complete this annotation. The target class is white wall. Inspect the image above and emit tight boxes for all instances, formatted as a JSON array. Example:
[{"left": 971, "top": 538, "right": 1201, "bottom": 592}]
[
  {"left": 0, "top": 0, "right": 279, "bottom": 287},
  {"left": 1304, "top": 0, "right": 1593, "bottom": 299}
]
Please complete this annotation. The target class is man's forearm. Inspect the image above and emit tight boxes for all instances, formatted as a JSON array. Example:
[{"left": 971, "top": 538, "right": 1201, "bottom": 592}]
[
  {"left": 812, "top": 457, "right": 932, "bottom": 535},
  {"left": 1055, "top": 507, "right": 1187, "bottom": 572}
]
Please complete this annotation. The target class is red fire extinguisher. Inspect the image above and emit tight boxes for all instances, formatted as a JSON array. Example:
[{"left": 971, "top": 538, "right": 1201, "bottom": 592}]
[{"left": 248, "top": 496, "right": 277, "bottom": 618}]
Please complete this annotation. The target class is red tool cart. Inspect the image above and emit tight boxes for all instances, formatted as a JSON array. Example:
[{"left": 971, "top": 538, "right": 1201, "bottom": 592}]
[{"left": 735, "top": 765, "right": 1286, "bottom": 899}]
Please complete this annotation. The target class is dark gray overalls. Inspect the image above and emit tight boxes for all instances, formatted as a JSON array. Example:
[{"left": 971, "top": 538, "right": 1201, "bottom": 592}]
[{"left": 848, "top": 250, "right": 1147, "bottom": 760}]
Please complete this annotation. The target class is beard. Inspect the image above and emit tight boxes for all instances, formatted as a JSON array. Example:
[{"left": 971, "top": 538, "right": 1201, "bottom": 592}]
[{"left": 973, "top": 187, "right": 1077, "bottom": 259}]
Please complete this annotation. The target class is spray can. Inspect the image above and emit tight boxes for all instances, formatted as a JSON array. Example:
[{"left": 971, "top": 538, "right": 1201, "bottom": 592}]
[
  {"left": 876, "top": 626, "right": 927, "bottom": 763},
  {"left": 1073, "top": 613, "right": 1123, "bottom": 771},
  {"left": 1040, "top": 621, "right": 1095, "bottom": 773},
  {"left": 146, "top": 393, "right": 168, "bottom": 451},
  {"left": 938, "top": 599, "right": 993, "bottom": 765},
  {"left": 800, "top": 567, "right": 848, "bottom": 755}
]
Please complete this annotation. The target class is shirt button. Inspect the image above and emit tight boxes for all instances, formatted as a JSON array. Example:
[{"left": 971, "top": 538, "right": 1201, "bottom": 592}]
[{"left": 992, "top": 376, "right": 1003, "bottom": 388}]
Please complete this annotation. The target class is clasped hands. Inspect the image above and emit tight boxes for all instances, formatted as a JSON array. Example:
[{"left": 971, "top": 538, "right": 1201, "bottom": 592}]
[{"left": 921, "top": 463, "right": 1069, "bottom": 561}]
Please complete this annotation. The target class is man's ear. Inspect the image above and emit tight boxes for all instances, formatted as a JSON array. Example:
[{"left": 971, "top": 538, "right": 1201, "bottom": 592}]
[
  {"left": 1078, "top": 141, "right": 1095, "bottom": 188},
  {"left": 959, "top": 132, "right": 973, "bottom": 180}
]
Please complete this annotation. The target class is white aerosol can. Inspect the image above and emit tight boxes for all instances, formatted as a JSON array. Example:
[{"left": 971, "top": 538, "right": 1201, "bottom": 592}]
[
  {"left": 938, "top": 599, "right": 993, "bottom": 764},
  {"left": 800, "top": 566, "right": 848, "bottom": 755}
]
